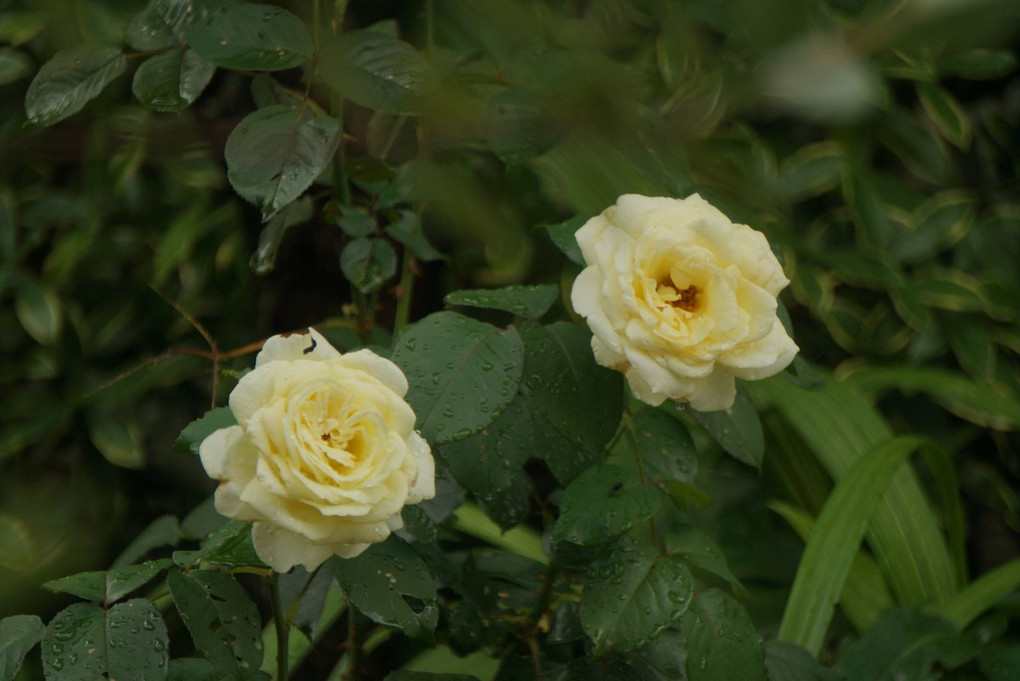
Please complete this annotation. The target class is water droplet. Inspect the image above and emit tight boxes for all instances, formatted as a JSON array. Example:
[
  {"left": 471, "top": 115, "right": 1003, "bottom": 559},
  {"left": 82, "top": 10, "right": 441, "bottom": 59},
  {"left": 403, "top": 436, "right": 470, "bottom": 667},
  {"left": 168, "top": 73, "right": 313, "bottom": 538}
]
[
  {"left": 453, "top": 429, "right": 472, "bottom": 440},
  {"left": 51, "top": 644, "right": 63, "bottom": 655},
  {"left": 142, "top": 619, "right": 155, "bottom": 631},
  {"left": 49, "top": 659, "right": 63, "bottom": 671}
]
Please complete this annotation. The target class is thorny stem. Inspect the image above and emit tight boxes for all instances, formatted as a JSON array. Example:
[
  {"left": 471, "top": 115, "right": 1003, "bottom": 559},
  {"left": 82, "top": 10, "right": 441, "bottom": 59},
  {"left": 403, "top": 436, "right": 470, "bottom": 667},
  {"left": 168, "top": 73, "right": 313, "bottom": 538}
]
[{"left": 269, "top": 574, "right": 290, "bottom": 681}]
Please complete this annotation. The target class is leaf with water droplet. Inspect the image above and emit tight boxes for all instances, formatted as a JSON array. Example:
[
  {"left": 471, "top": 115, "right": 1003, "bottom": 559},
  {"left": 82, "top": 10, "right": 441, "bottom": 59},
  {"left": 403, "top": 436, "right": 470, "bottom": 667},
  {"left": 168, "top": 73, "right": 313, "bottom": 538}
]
[
  {"left": 580, "top": 536, "right": 693, "bottom": 655},
  {"left": 0, "top": 614, "right": 45, "bottom": 681},
  {"left": 520, "top": 322, "right": 623, "bottom": 484},
  {"left": 682, "top": 589, "right": 764, "bottom": 681},
  {"left": 225, "top": 106, "right": 341, "bottom": 222},
  {"left": 633, "top": 409, "right": 698, "bottom": 484},
  {"left": 41, "top": 600, "right": 169, "bottom": 681},
  {"left": 688, "top": 384, "right": 764, "bottom": 469},
  {"left": 25, "top": 47, "right": 126, "bottom": 126},
  {"left": 393, "top": 311, "right": 524, "bottom": 445},
  {"left": 186, "top": 3, "right": 312, "bottom": 71},
  {"left": 444, "top": 284, "right": 559, "bottom": 321},
  {"left": 552, "top": 465, "right": 662, "bottom": 546},
  {"left": 667, "top": 526, "right": 747, "bottom": 597},
  {"left": 126, "top": 0, "right": 205, "bottom": 51},
  {"left": 169, "top": 570, "right": 266, "bottom": 680},
  {"left": 331, "top": 536, "right": 438, "bottom": 642},
  {"left": 42, "top": 560, "right": 173, "bottom": 604}
]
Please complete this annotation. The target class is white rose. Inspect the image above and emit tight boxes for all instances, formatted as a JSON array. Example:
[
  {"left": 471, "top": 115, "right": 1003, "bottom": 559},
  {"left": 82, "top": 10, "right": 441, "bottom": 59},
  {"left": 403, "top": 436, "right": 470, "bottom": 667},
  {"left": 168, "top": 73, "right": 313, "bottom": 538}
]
[
  {"left": 199, "top": 328, "right": 435, "bottom": 572},
  {"left": 570, "top": 194, "right": 798, "bottom": 411}
]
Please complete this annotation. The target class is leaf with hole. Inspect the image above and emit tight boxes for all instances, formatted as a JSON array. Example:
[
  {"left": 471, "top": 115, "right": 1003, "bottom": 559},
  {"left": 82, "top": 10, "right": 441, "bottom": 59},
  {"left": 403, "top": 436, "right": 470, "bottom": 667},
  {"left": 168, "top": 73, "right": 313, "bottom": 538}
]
[{"left": 552, "top": 465, "right": 661, "bottom": 546}]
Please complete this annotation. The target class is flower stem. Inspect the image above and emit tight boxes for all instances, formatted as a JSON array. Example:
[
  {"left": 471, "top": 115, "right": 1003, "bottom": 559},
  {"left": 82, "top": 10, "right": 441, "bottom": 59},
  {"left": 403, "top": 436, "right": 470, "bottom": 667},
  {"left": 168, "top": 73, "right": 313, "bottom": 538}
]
[
  {"left": 269, "top": 574, "right": 290, "bottom": 681},
  {"left": 393, "top": 249, "right": 415, "bottom": 335}
]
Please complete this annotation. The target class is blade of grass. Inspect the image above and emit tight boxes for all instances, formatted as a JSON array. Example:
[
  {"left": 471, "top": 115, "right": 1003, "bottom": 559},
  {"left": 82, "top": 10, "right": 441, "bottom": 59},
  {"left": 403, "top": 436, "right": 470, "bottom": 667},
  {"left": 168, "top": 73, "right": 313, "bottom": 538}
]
[
  {"left": 750, "top": 377, "right": 957, "bottom": 607},
  {"left": 777, "top": 436, "right": 927, "bottom": 654},
  {"left": 770, "top": 500, "right": 894, "bottom": 633},
  {"left": 940, "top": 557, "right": 1020, "bottom": 630}
]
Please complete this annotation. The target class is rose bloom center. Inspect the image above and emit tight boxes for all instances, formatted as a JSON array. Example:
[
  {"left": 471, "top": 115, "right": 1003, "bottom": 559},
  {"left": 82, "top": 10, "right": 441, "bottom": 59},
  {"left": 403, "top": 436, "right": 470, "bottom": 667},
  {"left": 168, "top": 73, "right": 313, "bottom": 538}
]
[
  {"left": 656, "top": 280, "right": 700, "bottom": 312},
  {"left": 286, "top": 384, "right": 381, "bottom": 481}
]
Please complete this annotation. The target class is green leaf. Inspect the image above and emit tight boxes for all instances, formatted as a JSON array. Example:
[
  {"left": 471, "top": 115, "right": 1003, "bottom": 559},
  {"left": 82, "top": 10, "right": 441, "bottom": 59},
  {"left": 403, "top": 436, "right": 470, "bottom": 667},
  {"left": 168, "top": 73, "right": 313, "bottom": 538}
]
[
  {"left": 940, "top": 557, "right": 1020, "bottom": 630},
  {"left": 437, "top": 396, "right": 532, "bottom": 501},
  {"left": 174, "top": 407, "right": 236, "bottom": 454},
  {"left": 340, "top": 237, "right": 398, "bottom": 293},
  {"left": 43, "top": 560, "right": 172, "bottom": 604},
  {"left": 225, "top": 106, "right": 342, "bottom": 221},
  {"left": 25, "top": 46, "right": 126, "bottom": 125},
  {"left": 765, "top": 641, "right": 838, "bottom": 681},
  {"left": 14, "top": 276, "right": 62, "bottom": 345},
  {"left": 841, "top": 365, "right": 1020, "bottom": 430},
  {"left": 193, "top": 520, "right": 268, "bottom": 569},
  {"left": 318, "top": 29, "right": 434, "bottom": 114},
  {"left": 937, "top": 48, "right": 1018, "bottom": 80},
  {"left": 0, "top": 47, "right": 32, "bottom": 85},
  {"left": 250, "top": 196, "right": 314, "bottom": 275},
  {"left": 682, "top": 589, "right": 765, "bottom": 681},
  {"left": 916, "top": 82, "right": 971, "bottom": 149},
  {"left": 336, "top": 206, "right": 377, "bottom": 238},
  {"left": 543, "top": 214, "right": 587, "bottom": 265},
  {"left": 41, "top": 600, "right": 169, "bottom": 681},
  {"left": 112, "top": 515, "right": 180, "bottom": 568},
  {"left": 667, "top": 525, "right": 744, "bottom": 594},
  {"left": 633, "top": 409, "right": 697, "bottom": 483},
  {"left": 88, "top": 415, "right": 145, "bottom": 468},
  {"left": 169, "top": 570, "right": 267, "bottom": 681},
  {"left": 186, "top": 3, "right": 312, "bottom": 71},
  {"left": 579, "top": 536, "right": 693, "bottom": 655},
  {"left": 778, "top": 142, "right": 843, "bottom": 203},
  {"left": 688, "top": 385, "right": 764, "bottom": 469},
  {"left": 392, "top": 311, "right": 524, "bottom": 445},
  {"left": 979, "top": 645, "right": 1020, "bottom": 681},
  {"left": 126, "top": 0, "right": 204, "bottom": 50},
  {"left": 445, "top": 285, "right": 559, "bottom": 321},
  {"left": 168, "top": 658, "right": 220, "bottom": 681},
  {"left": 385, "top": 210, "right": 442, "bottom": 262},
  {"left": 750, "top": 377, "right": 957, "bottom": 608},
  {"left": 132, "top": 49, "right": 215, "bottom": 113},
  {"left": 777, "top": 436, "right": 928, "bottom": 655},
  {"left": 839, "top": 609, "right": 972, "bottom": 681},
  {"left": 0, "top": 615, "right": 45, "bottom": 681},
  {"left": 520, "top": 322, "right": 623, "bottom": 484},
  {"left": 893, "top": 191, "right": 976, "bottom": 265},
  {"left": 331, "top": 537, "right": 438, "bottom": 641},
  {"left": 553, "top": 465, "right": 662, "bottom": 546},
  {"left": 385, "top": 673, "right": 481, "bottom": 681}
]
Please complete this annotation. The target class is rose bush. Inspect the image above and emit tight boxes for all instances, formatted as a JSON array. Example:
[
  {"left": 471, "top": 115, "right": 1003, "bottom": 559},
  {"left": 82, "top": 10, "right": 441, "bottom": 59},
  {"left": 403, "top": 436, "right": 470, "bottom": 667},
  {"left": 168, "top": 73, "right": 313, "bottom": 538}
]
[
  {"left": 199, "top": 328, "right": 435, "bottom": 572},
  {"left": 571, "top": 194, "right": 798, "bottom": 411}
]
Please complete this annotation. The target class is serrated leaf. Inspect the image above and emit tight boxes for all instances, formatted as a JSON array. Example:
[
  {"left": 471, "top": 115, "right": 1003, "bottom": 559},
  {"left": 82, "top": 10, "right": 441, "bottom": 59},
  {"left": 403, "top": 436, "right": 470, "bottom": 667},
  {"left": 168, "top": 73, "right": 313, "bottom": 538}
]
[
  {"left": 392, "top": 311, "right": 524, "bottom": 445},
  {"left": 43, "top": 560, "right": 172, "bottom": 604},
  {"left": 132, "top": 49, "right": 215, "bottom": 113},
  {"left": 437, "top": 396, "right": 533, "bottom": 501},
  {"left": 169, "top": 570, "right": 267, "bottom": 681},
  {"left": 520, "top": 322, "right": 623, "bottom": 484},
  {"left": 174, "top": 407, "right": 236, "bottom": 454},
  {"left": 633, "top": 409, "right": 697, "bottom": 483},
  {"left": 688, "top": 385, "right": 764, "bottom": 469},
  {"left": 318, "top": 29, "right": 434, "bottom": 114},
  {"left": 340, "top": 237, "right": 397, "bottom": 293},
  {"left": 186, "top": 3, "right": 312, "bottom": 71},
  {"left": 683, "top": 589, "right": 764, "bottom": 681},
  {"left": 445, "top": 285, "right": 559, "bottom": 320},
  {"left": 579, "top": 536, "right": 693, "bottom": 655},
  {"left": 917, "top": 82, "right": 970, "bottom": 149},
  {"left": 25, "top": 46, "right": 126, "bottom": 126},
  {"left": 127, "top": 0, "right": 204, "bottom": 50},
  {"left": 0, "top": 615, "right": 45, "bottom": 681},
  {"left": 331, "top": 537, "right": 438, "bottom": 641},
  {"left": 225, "top": 106, "right": 341, "bottom": 221},
  {"left": 42, "top": 600, "right": 169, "bottom": 681},
  {"left": 385, "top": 210, "right": 442, "bottom": 262},
  {"left": 553, "top": 465, "right": 661, "bottom": 546}
]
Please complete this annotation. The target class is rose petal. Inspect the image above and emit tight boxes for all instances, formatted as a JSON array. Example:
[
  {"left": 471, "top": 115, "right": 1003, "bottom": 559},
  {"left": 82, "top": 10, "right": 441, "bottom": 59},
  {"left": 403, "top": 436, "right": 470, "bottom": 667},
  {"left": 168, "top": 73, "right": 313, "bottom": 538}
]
[
  {"left": 251, "top": 521, "right": 340, "bottom": 572},
  {"left": 256, "top": 327, "right": 341, "bottom": 366}
]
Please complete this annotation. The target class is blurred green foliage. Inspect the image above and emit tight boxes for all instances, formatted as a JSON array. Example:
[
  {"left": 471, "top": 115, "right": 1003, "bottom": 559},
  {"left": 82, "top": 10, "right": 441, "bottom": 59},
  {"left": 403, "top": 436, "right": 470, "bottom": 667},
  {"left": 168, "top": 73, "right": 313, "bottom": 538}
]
[{"left": 1, "top": 0, "right": 1020, "bottom": 678}]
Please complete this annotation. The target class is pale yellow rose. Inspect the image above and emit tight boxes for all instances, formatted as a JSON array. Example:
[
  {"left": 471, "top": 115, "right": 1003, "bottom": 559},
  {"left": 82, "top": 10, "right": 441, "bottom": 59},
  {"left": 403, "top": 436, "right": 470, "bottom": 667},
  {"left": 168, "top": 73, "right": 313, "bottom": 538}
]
[
  {"left": 570, "top": 194, "right": 798, "bottom": 411},
  {"left": 199, "top": 328, "right": 434, "bottom": 572}
]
